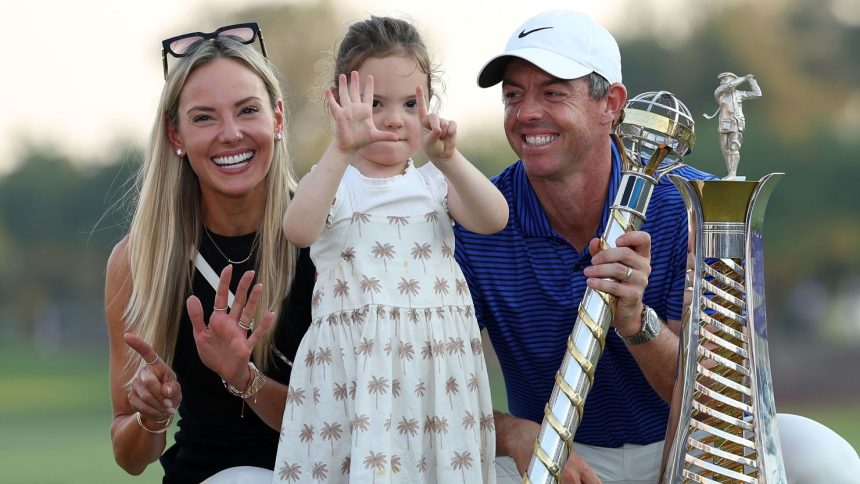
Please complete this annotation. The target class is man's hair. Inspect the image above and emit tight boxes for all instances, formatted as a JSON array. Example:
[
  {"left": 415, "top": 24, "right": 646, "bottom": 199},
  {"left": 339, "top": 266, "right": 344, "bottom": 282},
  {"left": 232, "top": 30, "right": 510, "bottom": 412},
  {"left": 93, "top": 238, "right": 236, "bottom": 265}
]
[{"left": 585, "top": 72, "right": 611, "bottom": 100}]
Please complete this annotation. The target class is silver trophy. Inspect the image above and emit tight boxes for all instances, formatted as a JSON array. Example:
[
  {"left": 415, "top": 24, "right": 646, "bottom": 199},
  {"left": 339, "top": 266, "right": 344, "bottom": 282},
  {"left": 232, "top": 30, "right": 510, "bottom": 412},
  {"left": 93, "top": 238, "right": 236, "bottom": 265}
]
[
  {"left": 525, "top": 91, "right": 695, "bottom": 483},
  {"left": 659, "top": 74, "right": 787, "bottom": 483}
]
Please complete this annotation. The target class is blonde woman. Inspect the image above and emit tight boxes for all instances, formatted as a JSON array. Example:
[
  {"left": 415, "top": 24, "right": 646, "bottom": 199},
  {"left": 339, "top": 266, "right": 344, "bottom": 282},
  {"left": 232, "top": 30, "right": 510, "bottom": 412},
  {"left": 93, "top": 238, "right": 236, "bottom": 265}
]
[{"left": 106, "top": 24, "right": 313, "bottom": 482}]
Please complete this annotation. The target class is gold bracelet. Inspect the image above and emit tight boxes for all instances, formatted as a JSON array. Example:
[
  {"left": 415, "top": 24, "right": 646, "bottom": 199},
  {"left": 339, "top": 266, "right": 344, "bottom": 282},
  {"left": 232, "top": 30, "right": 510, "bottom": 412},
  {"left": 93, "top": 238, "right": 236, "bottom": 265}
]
[
  {"left": 222, "top": 362, "right": 267, "bottom": 401},
  {"left": 135, "top": 412, "right": 172, "bottom": 434}
]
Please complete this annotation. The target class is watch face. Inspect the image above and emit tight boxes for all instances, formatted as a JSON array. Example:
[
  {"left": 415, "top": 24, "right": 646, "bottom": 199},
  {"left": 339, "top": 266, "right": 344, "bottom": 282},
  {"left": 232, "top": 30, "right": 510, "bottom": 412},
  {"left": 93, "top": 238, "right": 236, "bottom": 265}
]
[
  {"left": 644, "top": 307, "right": 659, "bottom": 336},
  {"left": 622, "top": 306, "right": 660, "bottom": 345}
]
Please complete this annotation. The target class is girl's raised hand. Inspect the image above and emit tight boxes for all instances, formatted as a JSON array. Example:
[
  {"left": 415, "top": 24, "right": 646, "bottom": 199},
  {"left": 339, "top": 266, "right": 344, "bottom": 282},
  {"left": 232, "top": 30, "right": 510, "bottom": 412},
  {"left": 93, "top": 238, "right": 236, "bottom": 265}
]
[
  {"left": 417, "top": 85, "right": 458, "bottom": 163},
  {"left": 186, "top": 265, "right": 276, "bottom": 387},
  {"left": 325, "top": 71, "right": 398, "bottom": 152}
]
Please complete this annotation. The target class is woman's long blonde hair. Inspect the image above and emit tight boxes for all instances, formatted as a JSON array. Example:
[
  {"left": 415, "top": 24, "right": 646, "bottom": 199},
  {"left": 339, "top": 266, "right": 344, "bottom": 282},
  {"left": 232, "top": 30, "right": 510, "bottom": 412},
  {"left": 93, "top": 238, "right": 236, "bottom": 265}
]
[{"left": 125, "top": 37, "right": 297, "bottom": 371}]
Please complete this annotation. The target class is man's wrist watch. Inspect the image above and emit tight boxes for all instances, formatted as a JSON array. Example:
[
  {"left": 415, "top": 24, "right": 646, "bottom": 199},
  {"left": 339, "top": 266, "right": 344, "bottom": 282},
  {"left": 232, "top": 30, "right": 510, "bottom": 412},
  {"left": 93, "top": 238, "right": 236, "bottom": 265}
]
[{"left": 618, "top": 305, "right": 661, "bottom": 345}]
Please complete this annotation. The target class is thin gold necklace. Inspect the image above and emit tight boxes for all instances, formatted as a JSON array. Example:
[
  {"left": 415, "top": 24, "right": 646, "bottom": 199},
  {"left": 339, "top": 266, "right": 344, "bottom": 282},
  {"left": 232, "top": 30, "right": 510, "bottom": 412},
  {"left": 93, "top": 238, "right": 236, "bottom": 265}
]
[{"left": 203, "top": 226, "right": 254, "bottom": 265}]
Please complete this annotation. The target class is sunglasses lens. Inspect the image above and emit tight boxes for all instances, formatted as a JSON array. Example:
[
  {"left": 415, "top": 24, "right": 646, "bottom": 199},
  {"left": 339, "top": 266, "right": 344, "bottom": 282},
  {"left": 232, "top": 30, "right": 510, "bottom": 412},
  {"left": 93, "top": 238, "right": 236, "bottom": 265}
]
[
  {"left": 169, "top": 36, "right": 205, "bottom": 56},
  {"left": 218, "top": 27, "right": 256, "bottom": 43}
]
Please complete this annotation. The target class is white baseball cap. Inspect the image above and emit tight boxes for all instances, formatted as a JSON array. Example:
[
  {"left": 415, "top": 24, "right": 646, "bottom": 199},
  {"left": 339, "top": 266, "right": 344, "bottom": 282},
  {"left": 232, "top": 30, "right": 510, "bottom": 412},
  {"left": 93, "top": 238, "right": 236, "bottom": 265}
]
[{"left": 477, "top": 10, "right": 622, "bottom": 88}]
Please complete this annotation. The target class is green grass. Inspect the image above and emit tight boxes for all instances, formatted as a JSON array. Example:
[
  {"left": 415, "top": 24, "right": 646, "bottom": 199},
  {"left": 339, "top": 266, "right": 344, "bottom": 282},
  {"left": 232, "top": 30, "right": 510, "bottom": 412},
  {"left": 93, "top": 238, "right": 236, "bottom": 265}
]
[
  {"left": 0, "top": 345, "right": 856, "bottom": 483},
  {"left": 0, "top": 346, "right": 168, "bottom": 484},
  {"left": 778, "top": 403, "right": 860, "bottom": 448}
]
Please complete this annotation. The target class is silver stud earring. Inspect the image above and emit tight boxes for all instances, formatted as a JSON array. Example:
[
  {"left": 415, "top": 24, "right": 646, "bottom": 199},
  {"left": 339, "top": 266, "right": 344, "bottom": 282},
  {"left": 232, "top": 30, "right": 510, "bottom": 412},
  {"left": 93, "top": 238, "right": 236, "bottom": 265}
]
[
  {"left": 176, "top": 148, "right": 184, "bottom": 157},
  {"left": 275, "top": 132, "right": 283, "bottom": 141}
]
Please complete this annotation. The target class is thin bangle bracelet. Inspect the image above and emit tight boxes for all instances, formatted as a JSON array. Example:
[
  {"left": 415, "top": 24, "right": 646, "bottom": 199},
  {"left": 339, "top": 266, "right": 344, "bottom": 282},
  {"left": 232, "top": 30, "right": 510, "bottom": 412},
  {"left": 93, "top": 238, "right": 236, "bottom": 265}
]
[{"left": 136, "top": 412, "right": 172, "bottom": 434}]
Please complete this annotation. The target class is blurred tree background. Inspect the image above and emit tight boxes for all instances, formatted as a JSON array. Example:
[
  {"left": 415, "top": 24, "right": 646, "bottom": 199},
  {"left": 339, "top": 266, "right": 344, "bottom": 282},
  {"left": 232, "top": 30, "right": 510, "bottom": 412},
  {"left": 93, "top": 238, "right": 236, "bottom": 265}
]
[{"left": 1, "top": 0, "right": 858, "bottom": 480}]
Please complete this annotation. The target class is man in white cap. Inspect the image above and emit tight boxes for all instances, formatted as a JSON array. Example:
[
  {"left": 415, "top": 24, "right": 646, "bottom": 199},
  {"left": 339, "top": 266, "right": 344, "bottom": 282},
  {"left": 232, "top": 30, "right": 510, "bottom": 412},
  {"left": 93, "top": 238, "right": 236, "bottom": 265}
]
[{"left": 454, "top": 9, "right": 860, "bottom": 484}]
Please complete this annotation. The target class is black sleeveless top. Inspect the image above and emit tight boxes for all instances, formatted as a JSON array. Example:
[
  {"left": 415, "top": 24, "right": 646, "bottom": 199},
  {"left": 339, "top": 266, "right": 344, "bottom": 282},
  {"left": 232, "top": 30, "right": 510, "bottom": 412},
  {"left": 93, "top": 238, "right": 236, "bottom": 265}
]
[{"left": 160, "top": 230, "right": 314, "bottom": 483}]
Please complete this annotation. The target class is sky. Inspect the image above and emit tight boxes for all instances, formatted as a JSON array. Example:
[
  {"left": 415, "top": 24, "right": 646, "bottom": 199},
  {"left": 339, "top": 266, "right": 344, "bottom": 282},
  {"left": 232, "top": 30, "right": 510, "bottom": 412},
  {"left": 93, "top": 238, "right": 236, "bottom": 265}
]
[{"left": 0, "top": 0, "right": 638, "bottom": 174}]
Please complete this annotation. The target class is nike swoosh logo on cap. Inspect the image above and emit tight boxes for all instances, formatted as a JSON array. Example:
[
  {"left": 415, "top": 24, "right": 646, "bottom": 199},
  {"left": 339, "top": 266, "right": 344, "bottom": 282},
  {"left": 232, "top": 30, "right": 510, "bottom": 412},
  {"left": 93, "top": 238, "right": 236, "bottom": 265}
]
[{"left": 518, "top": 26, "right": 553, "bottom": 38}]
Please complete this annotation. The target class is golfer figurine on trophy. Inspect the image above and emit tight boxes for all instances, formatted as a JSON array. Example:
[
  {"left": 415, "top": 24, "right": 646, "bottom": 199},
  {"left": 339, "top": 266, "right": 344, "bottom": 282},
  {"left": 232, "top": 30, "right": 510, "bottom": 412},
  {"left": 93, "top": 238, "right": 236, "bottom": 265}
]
[
  {"left": 704, "top": 72, "right": 762, "bottom": 180},
  {"left": 659, "top": 73, "right": 787, "bottom": 483}
]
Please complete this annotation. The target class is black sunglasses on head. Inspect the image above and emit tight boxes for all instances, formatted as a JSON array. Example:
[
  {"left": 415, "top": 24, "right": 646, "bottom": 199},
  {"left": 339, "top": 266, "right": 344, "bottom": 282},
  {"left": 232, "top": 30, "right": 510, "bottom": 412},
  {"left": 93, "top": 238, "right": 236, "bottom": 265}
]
[{"left": 161, "top": 22, "right": 268, "bottom": 79}]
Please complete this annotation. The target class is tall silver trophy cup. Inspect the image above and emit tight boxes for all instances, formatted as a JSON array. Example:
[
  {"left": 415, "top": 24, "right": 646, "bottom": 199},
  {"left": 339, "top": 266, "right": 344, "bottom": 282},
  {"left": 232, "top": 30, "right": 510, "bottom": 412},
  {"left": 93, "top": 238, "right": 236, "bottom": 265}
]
[
  {"left": 525, "top": 92, "right": 696, "bottom": 484},
  {"left": 659, "top": 73, "right": 787, "bottom": 483}
]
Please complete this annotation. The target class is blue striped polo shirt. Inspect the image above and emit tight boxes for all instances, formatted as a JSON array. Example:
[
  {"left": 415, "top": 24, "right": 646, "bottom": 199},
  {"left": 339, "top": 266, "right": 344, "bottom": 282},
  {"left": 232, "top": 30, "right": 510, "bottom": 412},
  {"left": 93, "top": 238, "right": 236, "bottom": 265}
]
[{"left": 454, "top": 139, "right": 713, "bottom": 447}]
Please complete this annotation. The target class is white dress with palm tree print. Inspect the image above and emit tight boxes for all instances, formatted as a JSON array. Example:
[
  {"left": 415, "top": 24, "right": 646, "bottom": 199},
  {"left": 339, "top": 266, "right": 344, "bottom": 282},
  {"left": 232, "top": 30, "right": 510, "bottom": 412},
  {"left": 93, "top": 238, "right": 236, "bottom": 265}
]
[{"left": 274, "top": 161, "right": 495, "bottom": 483}]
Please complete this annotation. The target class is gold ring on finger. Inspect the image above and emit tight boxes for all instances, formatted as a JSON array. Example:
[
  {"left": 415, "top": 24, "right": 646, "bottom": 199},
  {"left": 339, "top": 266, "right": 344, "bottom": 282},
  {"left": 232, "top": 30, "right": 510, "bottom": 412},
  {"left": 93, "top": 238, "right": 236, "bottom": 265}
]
[{"left": 623, "top": 265, "right": 633, "bottom": 282}]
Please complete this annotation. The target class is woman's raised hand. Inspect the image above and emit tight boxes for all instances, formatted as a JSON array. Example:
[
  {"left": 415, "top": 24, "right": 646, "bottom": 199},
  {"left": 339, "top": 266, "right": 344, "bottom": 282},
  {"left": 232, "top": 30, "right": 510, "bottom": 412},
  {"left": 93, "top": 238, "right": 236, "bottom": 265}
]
[
  {"left": 123, "top": 332, "right": 182, "bottom": 422},
  {"left": 186, "top": 265, "right": 276, "bottom": 386},
  {"left": 325, "top": 71, "right": 398, "bottom": 153}
]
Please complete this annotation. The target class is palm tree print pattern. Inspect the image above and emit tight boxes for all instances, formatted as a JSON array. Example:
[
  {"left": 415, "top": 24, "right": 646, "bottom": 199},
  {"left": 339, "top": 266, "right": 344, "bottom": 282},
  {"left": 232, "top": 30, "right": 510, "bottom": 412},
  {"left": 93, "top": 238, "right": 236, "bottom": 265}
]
[
  {"left": 277, "top": 462, "right": 301, "bottom": 482},
  {"left": 411, "top": 242, "right": 432, "bottom": 272},
  {"left": 315, "top": 347, "right": 332, "bottom": 379},
  {"left": 285, "top": 386, "right": 305, "bottom": 419},
  {"left": 363, "top": 451, "right": 387, "bottom": 484},
  {"left": 451, "top": 451, "right": 474, "bottom": 481},
  {"left": 333, "top": 383, "right": 348, "bottom": 415},
  {"left": 370, "top": 241, "right": 395, "bottom": 272},
  {"left": 340, "top": 247, "right": 356, "bottom": 274},
  {"left": 360, "top": 275, "right": 381, "bottom": 305},
  {"left": 274, "top": 164, "right": 494, "bottom": 482},
  {"left": 367, "top": 375, "right": 389, "bottom": 409},
  {"left": 441, "top": 241, "right": 454, "bottom": 270},
  {"left": 397, "top": 278, "right": 420, "bottom": 306},
  {"left": 311, "top": 462, "right": 328, "bottom": 481},
  {"left": 397, "top": 417, "right": 419, "bottom": 450},
  {"left": 333, "top": 279, "right": 349, "bottom": 310},
  {"left": 387, "top": 215, "right": 409, "bottom": 238},
  {"left": 299, "top": 424, "right": 314, "bottom": 458},
  {"left": 352, "top": 212, "right": 370, "bottom": 237},
  {"left": 320, "top": 421, "right": 343, "bottom": 455}
]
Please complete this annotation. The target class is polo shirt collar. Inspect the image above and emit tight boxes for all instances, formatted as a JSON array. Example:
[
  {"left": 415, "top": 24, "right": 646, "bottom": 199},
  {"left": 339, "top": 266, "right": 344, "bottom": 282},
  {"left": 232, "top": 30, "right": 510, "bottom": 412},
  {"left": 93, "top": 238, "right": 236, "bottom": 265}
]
[{"left": 514, "top": 137, "right": 622, "bottom": 241}]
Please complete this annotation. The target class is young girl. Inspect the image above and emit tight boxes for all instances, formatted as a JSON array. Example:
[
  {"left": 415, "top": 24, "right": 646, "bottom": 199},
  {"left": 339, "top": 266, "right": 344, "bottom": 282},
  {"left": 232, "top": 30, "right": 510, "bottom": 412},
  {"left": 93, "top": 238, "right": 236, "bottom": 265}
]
[{"left": 273, "top": 16, "right": 506, "bottom": 483}]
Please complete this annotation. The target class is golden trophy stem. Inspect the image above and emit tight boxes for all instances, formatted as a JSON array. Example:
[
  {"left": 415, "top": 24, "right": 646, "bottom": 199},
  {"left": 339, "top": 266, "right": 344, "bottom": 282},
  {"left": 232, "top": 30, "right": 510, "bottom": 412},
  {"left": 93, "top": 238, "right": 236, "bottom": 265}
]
[{"left": 524, "top": 139, "right": 671, "bottom": 483}]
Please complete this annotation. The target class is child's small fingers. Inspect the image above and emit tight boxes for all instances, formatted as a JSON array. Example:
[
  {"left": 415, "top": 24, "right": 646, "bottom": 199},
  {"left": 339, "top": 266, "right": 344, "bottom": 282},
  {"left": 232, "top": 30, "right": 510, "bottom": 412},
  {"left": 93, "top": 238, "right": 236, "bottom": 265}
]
[
  {"left": 325, "top": 88, "right": 338, "bottom": 108},
  {"left": 416, "top": 85, "right": 428, "bottom": 118},
  {"left": 338, "top": 73, "right": 350, "bottom": 104},
  {"left": 350, "top": 71, "right": 362, "bottom": 103},
  {"left": 423, "top": 112, "right": 440, "bottom": 134},
  {"left": 443, "top": 119, "right": 457, "bottom": 139},
  {"left": 361, "top": 74, "right": 375, "bottom": 105}
]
